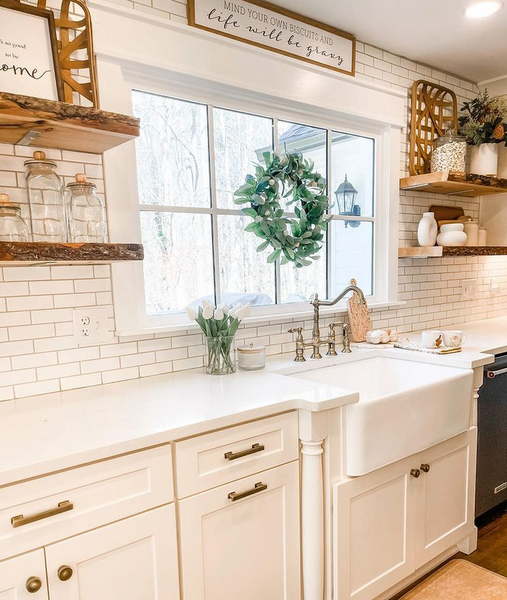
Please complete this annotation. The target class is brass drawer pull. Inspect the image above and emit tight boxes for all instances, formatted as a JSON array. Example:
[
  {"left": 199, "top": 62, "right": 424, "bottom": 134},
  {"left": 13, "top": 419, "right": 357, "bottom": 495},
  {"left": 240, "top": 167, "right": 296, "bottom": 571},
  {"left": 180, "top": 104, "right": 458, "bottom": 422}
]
[
  {"left": 57, "top": 566, "right": 73, "bottom": 582},
  {"left": 224, "top": 443, "right": 265, "bottom": 461},
  {"left": 420, "top": 463, "right": 431, "bottom": 473},
  {"left": 11, "top": 500, "right": 73, "bottom": 528},
  {"left": 26, "top": 577, "right": 42, "bottom": 593},
  {"left": 410, "top": 469, "right": 421, "bottom": 479},
  {"left": 228, "top": 482, "right": 267, "bottom": 502}
]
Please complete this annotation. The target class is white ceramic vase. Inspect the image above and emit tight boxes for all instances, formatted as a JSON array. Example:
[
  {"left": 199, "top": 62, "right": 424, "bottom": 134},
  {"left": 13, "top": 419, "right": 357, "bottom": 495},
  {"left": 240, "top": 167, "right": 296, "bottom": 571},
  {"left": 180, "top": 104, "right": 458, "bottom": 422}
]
[
  {"left": 498, "top": 145, "right": 507, "bottom": 179},
  {"left": 470, "top": 144, "right": 499, "bottom": 177},
  {"left": 417, "top": 212, "right": 438, "bottom": 247},
  {"left": 437, "top": 223, "right": 467, "bottom": 247}
]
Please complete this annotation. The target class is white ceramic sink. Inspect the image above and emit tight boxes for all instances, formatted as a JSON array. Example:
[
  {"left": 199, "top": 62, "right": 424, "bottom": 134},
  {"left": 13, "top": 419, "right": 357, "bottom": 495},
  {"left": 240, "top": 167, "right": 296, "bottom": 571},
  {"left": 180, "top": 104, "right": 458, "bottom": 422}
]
[{"left": 288, "top": 355, "right": 473, "bottom": 475}]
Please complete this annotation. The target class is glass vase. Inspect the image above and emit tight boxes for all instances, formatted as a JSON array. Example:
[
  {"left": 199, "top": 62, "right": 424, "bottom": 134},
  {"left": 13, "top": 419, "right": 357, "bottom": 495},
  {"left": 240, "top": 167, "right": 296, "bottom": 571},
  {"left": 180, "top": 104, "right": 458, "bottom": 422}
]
[{"left": 206, "top": 336, "right": 236, "bottom": 375}]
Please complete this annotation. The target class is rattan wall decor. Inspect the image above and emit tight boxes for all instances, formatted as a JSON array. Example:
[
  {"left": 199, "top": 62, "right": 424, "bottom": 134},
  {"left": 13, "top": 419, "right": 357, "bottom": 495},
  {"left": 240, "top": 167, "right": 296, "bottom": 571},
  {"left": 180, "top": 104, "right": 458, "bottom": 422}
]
[
  {"left": 409, "top": 80, "right": 458, "bottom": 176},
  {"left": 5, "top": 0, "right": 98, "bottom": 107}
]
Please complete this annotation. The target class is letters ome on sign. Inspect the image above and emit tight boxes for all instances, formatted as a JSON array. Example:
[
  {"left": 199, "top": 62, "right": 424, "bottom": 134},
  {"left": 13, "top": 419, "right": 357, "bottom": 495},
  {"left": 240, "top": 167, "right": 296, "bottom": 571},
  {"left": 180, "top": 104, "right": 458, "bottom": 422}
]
[{"left": 188, "top": 0, "right": 356, "bottom": 77}]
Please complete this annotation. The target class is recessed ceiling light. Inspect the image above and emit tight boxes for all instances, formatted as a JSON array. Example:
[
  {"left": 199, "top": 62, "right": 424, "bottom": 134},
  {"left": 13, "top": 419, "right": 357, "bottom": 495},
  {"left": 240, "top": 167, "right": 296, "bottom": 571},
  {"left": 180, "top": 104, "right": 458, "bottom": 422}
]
[{"left": 464, "top": 0, "right": 504, "bottom": 18}]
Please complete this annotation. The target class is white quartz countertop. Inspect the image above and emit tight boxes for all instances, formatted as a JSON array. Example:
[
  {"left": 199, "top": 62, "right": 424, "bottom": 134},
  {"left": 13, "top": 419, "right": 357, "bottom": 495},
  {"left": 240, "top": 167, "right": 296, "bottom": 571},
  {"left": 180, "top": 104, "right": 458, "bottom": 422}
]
[{"left": 1, "top": 316, "right": 505, "bottom": 487}]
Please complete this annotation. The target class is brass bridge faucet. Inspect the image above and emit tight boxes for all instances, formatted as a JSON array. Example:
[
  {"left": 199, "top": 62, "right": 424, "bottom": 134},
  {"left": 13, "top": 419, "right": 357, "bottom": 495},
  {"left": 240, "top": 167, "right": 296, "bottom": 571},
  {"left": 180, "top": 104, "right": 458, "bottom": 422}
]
[{"left": 288, "top": 284, "right": 366, "bottom": 362}]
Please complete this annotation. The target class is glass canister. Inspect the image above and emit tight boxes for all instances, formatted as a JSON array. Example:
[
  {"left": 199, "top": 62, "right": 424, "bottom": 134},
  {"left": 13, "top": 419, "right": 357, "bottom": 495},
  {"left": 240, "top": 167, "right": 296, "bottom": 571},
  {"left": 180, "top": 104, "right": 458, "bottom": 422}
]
[
  {"left": 66, "top": 174, "right": 107, "bottom": 243},
  {"left": 430, "top": 130, "right": 467, "bottom": 173},
  {"left": 0, "top": 193, "right": 29, "bottom": 241},
  {"left": 24, "top": 151, "right": 66, "bottom": 242}
]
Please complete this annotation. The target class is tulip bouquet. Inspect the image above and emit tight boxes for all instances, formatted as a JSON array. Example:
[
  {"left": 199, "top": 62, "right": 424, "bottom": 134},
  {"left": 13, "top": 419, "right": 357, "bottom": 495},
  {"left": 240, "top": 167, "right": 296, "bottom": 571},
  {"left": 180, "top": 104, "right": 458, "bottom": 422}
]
[{"left": 186, "top": 300, "right": 252, "bottom": 375}]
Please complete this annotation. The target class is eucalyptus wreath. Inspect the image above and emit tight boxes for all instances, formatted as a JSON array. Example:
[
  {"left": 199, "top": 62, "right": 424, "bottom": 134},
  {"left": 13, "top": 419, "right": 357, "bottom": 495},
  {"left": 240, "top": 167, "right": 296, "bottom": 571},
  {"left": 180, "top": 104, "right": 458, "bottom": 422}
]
[{"left": 233, "top": 150, "right": 330, "bottom": 268}]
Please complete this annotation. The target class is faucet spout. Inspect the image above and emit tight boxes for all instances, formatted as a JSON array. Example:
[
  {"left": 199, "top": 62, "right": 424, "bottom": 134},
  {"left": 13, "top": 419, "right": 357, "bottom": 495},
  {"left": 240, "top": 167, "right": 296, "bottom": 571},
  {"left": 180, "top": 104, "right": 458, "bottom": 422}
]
[{"left": 314, "top": 285, "right": 366, "bottom": 307}]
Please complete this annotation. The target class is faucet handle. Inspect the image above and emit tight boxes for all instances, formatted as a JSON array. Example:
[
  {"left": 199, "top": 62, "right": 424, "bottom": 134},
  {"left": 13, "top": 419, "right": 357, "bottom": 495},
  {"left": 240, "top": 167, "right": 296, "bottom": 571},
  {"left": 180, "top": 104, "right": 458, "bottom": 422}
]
[
  {"left": 288, "top": 326, "right": 303, "bottom": 338},
  {"left": 328, "top": 322, "right": 341, "bottom": 333}
]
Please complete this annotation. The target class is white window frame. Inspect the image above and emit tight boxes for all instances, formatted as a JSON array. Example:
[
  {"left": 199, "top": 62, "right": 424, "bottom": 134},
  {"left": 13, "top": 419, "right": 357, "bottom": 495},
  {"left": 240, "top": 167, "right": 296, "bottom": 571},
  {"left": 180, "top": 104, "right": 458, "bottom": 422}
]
[{"left": 90, "top": 1, "right": 404, "bottom": 334}]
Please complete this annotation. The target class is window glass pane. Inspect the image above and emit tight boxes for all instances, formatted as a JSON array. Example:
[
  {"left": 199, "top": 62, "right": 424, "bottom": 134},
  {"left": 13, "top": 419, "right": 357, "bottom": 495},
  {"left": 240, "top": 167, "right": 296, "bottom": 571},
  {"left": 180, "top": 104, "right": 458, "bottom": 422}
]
[
  {"left": 214, "top": 108, "right": 273, "bottom": 210},
  {"left": 141, "top": 211, "right": 214, "bottom": 314},
  {"left": 133, "top": 90, "right": 211, "bottom": 208},
  {"left": 329, "top": 219, "right": 374, "bottom": 297},
  {"left": 217, "top": 215, "right": 275, "bottom": 306},
  {"left": 280, "top": 246, "right": 327, "bottom": 304},
  {"left": 331, "top": 132, "right": 374, "bottom": 218}
]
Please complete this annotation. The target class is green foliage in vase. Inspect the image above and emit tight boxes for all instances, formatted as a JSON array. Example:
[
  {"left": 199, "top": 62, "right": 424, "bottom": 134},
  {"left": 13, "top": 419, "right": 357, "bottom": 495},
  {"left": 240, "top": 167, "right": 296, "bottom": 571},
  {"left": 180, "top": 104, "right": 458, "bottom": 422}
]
[
  {"left": 459, "top": 89, "right": 507, "bottom": 146},
  {"left": 233, "top": 150, "right": 331, "bottom": 268}
]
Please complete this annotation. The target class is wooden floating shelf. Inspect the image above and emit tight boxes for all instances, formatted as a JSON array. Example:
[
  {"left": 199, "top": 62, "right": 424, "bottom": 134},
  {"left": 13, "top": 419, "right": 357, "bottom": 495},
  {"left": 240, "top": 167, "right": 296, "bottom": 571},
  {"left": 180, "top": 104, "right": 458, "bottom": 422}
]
[
  {"left": 0, "top": 242, "right": 144, "bottom": 265},
  {"left": 0, "top": 92, "right": 140, "bottom": 154},
  {"left": 399, "top": 246, "right": 507, "bottom": 259},
  {"left": 400, "top": 171, "right": 507, "bottom": 197}
]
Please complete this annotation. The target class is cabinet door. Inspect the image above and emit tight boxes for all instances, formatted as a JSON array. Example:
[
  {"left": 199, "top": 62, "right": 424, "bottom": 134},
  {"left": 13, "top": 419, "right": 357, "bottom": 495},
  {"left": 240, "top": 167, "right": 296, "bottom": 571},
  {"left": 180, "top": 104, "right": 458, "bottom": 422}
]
[
  {"left": 415, "top": 429, "right": 477, "bottom": 566},
  {"left": 0, "top": 549, "right": 48, "bottom": 600},
  {"left": 45, "top": 505, "right": 179, "bottom": 600},
  {"left": 333, "top": 457, "right": 417, "bottom": 600},
  {"left": 179, "top": 461, "right": 300, "bottom": 600}
]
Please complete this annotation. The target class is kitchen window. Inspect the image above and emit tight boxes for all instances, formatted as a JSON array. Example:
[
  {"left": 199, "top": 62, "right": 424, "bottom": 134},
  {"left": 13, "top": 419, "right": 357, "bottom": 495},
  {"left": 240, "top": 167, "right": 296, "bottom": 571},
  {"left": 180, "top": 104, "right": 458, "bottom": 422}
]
[{"left": 132, "top": 89, "right": 377, "bottom": 318}]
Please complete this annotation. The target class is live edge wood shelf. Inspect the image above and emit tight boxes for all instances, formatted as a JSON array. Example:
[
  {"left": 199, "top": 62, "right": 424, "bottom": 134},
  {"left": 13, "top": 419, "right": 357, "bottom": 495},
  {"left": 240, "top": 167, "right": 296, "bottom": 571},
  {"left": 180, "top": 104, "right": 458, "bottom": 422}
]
[
  {"left": 0, "top": 242, "right": 144, "bottom": 265},
  {"left": 0, "top": 92, "right": 140, "bottom": 154},
  {"left": 399, "top": 246, "right": 507, "bottom": 259},
  {"left": 400, "top": 171, "right": 507, "bottom": 197}
]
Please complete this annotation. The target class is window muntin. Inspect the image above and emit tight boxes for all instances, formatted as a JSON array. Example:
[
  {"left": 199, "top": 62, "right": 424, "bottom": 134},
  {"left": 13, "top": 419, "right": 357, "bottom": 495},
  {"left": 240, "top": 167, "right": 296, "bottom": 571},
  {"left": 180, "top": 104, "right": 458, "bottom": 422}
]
[{"left": 133, "top": 90, "right": 377, "bottom": 317}]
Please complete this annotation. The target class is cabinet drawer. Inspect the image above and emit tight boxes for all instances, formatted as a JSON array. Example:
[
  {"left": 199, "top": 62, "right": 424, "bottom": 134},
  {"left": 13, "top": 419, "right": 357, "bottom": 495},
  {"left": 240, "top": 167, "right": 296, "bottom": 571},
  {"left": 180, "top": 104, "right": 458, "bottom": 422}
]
[
  {"left": 0, "top": 445, "right": 173, "bottom": 561},
  {"left": 175, "top": 412, "right": 298, "bottom": 497}
]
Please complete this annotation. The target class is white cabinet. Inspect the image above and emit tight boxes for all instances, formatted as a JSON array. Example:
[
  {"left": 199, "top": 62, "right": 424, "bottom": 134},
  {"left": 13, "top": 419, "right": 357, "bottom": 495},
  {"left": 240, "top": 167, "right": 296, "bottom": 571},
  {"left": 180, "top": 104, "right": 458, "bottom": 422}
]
[
  {"left": 334, "top": 429, "right": 476, "bottom": 600},
  {"left": 45, "top": 505, "right": 180, "bottom": 600},
  {"left": 334, "top": 454, "right": 417, "bottom": 600},
  {"left": 179, "top": 461, "right": 301, "bottom": 600},
  {"left": 415, "top": 428, "right": 477, "bottom": 565},
  {"left": 0, "top": 549, "right": 48, "bottom": 600}
]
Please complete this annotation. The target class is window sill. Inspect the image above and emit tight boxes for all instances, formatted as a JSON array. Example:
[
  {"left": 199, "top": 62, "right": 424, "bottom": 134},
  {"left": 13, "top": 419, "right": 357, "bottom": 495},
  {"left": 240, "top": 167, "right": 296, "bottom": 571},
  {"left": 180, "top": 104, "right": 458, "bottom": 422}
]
[{"left": 115, "top": 300, "right": 406, "bottom": 338}]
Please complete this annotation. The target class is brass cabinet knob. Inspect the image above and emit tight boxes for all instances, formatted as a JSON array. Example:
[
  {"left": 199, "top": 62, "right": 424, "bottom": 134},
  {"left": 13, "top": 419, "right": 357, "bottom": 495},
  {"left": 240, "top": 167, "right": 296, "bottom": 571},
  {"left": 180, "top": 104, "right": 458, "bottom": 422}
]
[
  {"left": 410, "top": 468, "right": 421, "bottom": 478},
  {"left": 420, "top": 463, "right": 431, "bottom": 473},
  {"left": 57, "top": 566, "right": 73, "bottom": 581},
  {"left": 26, "top": 577, "right": 42, "bottom": 593}
]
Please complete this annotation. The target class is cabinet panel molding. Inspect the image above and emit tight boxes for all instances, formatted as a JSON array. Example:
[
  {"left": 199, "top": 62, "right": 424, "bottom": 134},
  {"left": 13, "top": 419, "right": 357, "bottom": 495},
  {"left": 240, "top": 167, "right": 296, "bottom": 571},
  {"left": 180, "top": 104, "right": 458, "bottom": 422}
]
[{"left": 0, "top": 549, "right": 48, "bottom": 600}]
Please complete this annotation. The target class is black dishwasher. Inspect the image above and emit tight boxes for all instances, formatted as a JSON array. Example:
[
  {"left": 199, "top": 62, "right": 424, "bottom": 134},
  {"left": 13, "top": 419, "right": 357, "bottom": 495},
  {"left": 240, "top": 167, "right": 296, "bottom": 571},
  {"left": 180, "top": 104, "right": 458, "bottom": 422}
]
[{"left": 476, "top": 353, "right": 507, "bottom": 517}]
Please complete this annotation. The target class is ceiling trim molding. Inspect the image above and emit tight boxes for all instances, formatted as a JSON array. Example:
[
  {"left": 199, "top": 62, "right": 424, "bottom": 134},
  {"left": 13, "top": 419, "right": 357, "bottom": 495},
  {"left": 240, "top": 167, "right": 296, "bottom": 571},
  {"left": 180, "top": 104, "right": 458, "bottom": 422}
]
[{"left": 478, "top": 74, "right": 507, "bottom": 86}]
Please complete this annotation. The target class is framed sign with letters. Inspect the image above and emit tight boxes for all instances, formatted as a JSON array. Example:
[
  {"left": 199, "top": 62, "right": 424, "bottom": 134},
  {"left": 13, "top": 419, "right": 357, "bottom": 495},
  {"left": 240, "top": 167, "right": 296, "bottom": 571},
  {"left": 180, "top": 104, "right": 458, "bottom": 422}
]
[
  {"left": 188, "top": 0, "right": 356, "bottom": 77},
  {"left": 0, "top": 0, "right": 64, "bottom": 101}
]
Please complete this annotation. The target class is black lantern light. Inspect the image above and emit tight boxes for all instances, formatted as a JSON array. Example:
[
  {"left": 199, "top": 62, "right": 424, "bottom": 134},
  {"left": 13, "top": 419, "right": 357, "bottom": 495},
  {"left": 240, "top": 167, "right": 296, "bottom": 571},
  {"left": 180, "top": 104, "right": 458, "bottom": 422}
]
[{"left": 334, "top": 174, "right": 361, "bottom": 228}]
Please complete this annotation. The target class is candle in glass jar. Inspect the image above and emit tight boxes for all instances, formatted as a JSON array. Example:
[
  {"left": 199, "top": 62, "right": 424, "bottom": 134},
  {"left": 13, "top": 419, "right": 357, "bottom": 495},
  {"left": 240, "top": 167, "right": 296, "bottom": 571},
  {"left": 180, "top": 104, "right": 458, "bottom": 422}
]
[{"left": 237, "top": 343, "right": 266, "bottom": 370}]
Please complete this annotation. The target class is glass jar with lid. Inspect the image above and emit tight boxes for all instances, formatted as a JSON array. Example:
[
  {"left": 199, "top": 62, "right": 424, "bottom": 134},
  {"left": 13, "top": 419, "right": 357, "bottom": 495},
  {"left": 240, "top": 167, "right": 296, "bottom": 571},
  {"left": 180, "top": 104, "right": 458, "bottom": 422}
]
[
  {"left": 0, "top": 193, "right": 29, "bottom": 241},
  {"left": 66, "top": 174, "right": 107, "bottom": 243},
  {"left": 24, "top": 151, "right": 66, "bottom": 242},
  {"left": 430, "top": 129, "right": 467, "bottom": 173}
]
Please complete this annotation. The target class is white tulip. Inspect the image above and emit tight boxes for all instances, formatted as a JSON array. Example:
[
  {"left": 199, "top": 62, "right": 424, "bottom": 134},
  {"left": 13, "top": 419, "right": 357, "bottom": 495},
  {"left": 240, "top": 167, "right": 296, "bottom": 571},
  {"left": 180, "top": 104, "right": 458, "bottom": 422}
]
[
  {"left": 202, "top": 304, "right": 214, "bottom": 319},
  {"left": 219, "top": 302, "right": 229, "bottom": 314},
  {"left": 229, "top": 306, "right": 238, "bottom": 318},
  {"left": 185, "top": 306, "right": 198, "bottom": 321},
  {"left": 214, "top": 308, "right": 224, "bottom": 320},
  {"left": 202, "top": 299, "right": 213, "bottom": 310},
  {"left": 235, "top": 303, "right": 251, "bottom": 320}
]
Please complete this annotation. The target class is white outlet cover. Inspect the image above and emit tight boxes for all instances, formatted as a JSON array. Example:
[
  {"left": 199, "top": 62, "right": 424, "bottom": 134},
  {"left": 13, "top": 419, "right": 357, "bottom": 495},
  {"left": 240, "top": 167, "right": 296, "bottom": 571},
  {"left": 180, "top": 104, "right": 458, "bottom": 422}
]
[
  {"left": 73, "top": 308, "right": 110, "bottom": 346},
  {"left": 461, "top": 279, "right": 478, "bottom": 299}
]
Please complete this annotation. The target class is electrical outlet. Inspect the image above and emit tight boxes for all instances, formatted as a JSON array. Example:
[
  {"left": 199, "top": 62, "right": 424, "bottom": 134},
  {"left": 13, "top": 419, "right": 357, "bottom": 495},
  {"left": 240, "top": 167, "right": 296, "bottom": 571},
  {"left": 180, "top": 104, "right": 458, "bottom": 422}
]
[
  {"left": 73, "top": 308, "right": 109, "bottom": 346},
  {"left": 491, "top": 282, "right": 501, "bottom": 297},
  {"left": 461, "top": 279, "right": 478, "bottom": 299}
]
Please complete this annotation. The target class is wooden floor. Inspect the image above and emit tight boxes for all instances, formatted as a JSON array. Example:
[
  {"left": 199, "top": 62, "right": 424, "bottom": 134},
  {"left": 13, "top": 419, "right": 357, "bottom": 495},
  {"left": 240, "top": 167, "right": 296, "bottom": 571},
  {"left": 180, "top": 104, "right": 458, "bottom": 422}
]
[
  {"left": 393, "top": 502, "right": 507, "bottom": 599},
  {"left": 455, "top": 504, "right": 507, "bottom": 577}
]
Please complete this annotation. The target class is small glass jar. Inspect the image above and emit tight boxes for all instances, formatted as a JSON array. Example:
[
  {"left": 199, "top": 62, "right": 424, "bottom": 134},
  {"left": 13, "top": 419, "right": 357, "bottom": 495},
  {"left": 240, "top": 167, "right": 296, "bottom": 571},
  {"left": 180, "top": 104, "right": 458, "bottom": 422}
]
[
  {"left": 237, "top": 343, "right": 266, "bottom": 370},
  {"left": 66, "top": 174, "right": 107, "bottom": 243},
  {"left": 431, "top": 130, "right": 467, "bottom": 173},
  {"left": 0, "top": 194, "right": 29, "bottom": 241},
  {"left": 24, "top": 151, "right": 66, "bottom": 242}
]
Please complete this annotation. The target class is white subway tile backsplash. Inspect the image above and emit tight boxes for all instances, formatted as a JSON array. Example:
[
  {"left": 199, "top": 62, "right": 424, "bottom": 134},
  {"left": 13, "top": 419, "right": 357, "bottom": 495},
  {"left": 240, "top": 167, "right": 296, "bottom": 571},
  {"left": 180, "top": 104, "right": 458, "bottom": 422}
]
[{"left": 0, "top": 17, "right": 501, "bottom": 403}]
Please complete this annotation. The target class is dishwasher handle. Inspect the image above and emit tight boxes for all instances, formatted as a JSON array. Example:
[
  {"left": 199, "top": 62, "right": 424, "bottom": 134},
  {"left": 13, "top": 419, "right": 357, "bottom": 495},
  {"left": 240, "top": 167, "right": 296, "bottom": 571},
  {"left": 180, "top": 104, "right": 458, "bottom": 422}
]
[{"left": 485, "top": 366, "right": 507, "bottom": 379}]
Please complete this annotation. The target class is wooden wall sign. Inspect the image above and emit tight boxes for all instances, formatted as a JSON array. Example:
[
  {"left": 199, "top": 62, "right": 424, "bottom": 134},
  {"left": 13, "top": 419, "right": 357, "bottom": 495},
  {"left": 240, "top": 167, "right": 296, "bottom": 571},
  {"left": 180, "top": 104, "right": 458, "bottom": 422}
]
[
  {"left": 188, "top": 0, "right": 356, "bottom": 77},
  {"left": 0, "top": 0, "right": 64, "bottom": 101}
]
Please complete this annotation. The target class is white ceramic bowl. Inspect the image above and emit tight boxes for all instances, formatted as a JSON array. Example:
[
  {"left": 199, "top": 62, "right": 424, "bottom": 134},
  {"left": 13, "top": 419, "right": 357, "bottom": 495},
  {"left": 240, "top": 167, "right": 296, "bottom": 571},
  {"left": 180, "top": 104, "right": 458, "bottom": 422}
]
[
  {"left": 440, "top": 223, "right": 465, "bottom": 233},
  {"left": 437, "top": 222, "right": 467, "bottom": 247}
]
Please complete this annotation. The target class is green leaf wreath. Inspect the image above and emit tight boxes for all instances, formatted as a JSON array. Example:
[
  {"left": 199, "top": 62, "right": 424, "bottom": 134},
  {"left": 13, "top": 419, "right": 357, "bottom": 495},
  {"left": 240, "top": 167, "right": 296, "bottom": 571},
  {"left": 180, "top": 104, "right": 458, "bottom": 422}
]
[{"left": 233, "top": 150, "right": 330, "bottom": 268}]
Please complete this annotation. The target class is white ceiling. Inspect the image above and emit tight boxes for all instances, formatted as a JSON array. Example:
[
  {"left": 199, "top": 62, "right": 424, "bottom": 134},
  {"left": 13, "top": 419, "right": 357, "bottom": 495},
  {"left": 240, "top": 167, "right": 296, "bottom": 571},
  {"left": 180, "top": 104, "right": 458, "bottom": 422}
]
[{"left": 272, "top": 0, "right": 507, "bottom": 83}]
